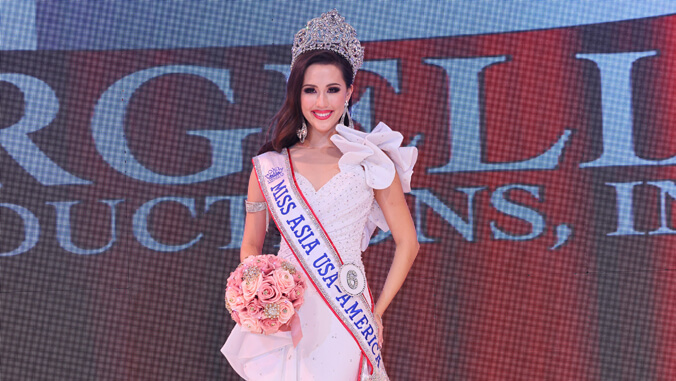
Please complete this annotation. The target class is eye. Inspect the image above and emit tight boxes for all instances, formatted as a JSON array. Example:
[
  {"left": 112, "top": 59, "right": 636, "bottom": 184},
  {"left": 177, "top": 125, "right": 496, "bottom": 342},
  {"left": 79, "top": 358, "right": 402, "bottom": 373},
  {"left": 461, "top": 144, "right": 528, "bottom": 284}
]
[
  {"left": 303, "top": 87, "right": 316, "bottom": 94},
  {"left": 328, "top": 87, "right": 341, "bottom": 93}
]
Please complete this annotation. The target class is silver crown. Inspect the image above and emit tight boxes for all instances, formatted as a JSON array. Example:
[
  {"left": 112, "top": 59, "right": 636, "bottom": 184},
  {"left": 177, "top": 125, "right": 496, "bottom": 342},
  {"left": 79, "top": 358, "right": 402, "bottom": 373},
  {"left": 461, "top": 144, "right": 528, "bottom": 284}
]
[{"left": 291, "top": 10, "right": 364, "bottom": 79}]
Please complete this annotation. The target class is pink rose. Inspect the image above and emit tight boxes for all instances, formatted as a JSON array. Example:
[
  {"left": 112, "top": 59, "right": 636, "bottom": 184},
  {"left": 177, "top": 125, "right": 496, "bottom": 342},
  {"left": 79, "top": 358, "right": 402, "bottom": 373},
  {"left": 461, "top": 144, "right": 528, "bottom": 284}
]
[
  {"left": 244, "top": 299, "right": 264, "bottom": 319},
  {"left": 277, "top": 299, "right": 295, "bottom": 324},
  {"left": 225, "top": 287, "right": 246, "bottom": 312},
  {"left": 240, "top": 315, "right": 262, "bottom": 334},
  {"left": 231, "top": 311, "right": 241, "bottom": 325},
  {"left": 227, "top": 265, "right": 244, "bottom": 287},
  {"left": 248, "top": 255, "right": 273, "bottom": 273},
  {"left": 272, "top": 269, "right": 295, "bottom": 294},
  {"left": 289, "top": 285, "right": 305, "bottom": 301},
  {"left": 267, "top": 255, "right": 283, "bottom": 268},
  {"left": 292, "top": 293, "right": 304, "bottom": 309},
  {"left": 241, "top": 270, "right": 263, "bottom": 302},
  {"left": 260, "top": 318, "right": 281, "bottom": 335},
  {"left": 288, "top": 284, "right": 305, "bottom": 309},
  {"left": 258, "top": 277, "right": 282, "bottom": 304}
]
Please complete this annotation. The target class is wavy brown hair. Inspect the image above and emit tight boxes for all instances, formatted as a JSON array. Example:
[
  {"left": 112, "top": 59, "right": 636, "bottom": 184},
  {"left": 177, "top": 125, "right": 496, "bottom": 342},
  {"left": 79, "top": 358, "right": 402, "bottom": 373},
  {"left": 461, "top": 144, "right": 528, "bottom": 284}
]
[{"left": 258, "top": 50, "right": 354, "bottom": 154}]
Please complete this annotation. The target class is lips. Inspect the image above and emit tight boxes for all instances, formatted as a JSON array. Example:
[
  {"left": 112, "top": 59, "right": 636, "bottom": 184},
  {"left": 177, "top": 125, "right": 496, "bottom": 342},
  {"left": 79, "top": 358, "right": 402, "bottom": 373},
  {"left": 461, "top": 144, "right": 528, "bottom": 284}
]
[{"left": 312, "top": 110, "right": 333, "bottom": 120}]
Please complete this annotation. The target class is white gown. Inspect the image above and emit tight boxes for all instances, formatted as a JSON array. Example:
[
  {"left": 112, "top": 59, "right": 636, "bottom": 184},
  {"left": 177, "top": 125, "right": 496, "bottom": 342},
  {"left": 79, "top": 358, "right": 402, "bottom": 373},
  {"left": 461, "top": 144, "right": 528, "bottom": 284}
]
[{"left": 222, "top": 123, "right": 417, "bottom": 381}]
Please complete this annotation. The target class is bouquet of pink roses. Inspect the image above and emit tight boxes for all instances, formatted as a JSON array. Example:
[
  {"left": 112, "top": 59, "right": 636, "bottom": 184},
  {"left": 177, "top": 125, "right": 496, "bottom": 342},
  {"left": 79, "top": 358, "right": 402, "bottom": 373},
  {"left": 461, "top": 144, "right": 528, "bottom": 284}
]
[{"left": 225, "top": 254, "right": 307, "bottom": 335}]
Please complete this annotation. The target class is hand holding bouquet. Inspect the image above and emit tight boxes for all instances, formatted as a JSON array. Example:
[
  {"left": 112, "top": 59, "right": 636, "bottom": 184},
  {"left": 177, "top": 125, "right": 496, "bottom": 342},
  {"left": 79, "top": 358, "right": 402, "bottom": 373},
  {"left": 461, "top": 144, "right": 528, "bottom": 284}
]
[{"left": 225, "top": 254, "right": 307, "bottom": 335}]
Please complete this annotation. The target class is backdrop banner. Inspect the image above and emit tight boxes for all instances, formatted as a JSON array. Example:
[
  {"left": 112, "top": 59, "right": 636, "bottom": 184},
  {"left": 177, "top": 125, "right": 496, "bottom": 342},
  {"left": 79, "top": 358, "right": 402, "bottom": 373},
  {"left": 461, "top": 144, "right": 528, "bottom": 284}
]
[{"left": 3, "top": 11, "right": 676, "bottom": 380}]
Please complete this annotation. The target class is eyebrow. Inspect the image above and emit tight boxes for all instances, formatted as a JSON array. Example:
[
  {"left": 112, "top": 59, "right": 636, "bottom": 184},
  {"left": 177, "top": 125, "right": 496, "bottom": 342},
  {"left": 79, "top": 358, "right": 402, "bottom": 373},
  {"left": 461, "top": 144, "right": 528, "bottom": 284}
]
[{"left": 302, "top": 83, "right": 342, "bottom": 88}]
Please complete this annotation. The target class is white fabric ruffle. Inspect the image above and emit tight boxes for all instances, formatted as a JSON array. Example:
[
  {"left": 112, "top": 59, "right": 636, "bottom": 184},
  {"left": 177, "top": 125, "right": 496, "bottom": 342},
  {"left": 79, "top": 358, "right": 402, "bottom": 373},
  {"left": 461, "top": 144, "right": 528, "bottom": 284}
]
[{"left": 330, "top": 122, "right": 418, "bottom": 250}]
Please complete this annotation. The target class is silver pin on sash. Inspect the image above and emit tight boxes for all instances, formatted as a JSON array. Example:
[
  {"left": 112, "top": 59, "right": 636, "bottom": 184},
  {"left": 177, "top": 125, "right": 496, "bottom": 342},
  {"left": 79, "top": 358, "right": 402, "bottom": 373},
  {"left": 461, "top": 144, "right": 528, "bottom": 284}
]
[{"left": 339, "top": 263, "right": 366, "bottom": 296}]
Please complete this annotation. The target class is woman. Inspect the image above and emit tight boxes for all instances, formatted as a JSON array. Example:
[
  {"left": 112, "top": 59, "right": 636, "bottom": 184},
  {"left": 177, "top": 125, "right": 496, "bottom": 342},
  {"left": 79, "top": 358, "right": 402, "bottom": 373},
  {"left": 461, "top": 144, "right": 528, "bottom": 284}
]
[{"left": 222, "top": 10, "right": 419, "bottom": 380}]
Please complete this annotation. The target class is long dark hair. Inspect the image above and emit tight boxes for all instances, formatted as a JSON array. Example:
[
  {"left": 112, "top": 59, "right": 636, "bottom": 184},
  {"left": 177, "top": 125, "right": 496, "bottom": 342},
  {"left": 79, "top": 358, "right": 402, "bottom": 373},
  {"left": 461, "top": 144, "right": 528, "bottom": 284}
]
[{"left": 258, "top": 50, "right": 354, "bottom": 154}]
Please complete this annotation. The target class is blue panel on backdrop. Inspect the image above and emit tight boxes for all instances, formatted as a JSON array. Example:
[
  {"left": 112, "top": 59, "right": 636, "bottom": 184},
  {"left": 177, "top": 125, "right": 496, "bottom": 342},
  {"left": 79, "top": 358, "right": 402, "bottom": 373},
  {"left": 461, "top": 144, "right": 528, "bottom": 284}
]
[{"left": 0, "top": 0, "right": 668, "bottom": 51}]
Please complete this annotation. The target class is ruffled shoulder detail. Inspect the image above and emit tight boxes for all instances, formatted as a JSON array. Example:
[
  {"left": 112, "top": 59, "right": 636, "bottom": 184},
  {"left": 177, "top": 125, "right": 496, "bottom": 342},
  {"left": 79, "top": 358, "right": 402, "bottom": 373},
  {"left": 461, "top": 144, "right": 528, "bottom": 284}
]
[
  {"left": 330, "top": 122, "right": 418, "bottom": 250},
  {"left": 331, "top": 122, "right": 417, "bottom": 192}
]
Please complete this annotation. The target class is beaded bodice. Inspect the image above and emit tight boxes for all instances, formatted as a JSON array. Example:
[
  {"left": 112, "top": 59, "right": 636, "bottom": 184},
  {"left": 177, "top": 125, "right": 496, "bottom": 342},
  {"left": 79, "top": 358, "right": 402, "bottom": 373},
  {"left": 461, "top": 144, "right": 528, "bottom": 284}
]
[
  {"left": 277, "top": 167, "right": 373, "bottom": 266},
  {"left": 275, "top": 122, "right": 418, "bottom": 269}
]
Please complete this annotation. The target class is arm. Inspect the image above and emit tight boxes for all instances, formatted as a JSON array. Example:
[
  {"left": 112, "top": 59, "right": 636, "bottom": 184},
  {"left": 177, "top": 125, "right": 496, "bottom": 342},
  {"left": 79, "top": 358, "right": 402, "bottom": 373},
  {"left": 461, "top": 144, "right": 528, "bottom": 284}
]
[
  {"left": 373, "top": 172, "right": 420, "bottom": 336},
  {"left": 240, "top": 168, "right": 268, "bottom": 261}
]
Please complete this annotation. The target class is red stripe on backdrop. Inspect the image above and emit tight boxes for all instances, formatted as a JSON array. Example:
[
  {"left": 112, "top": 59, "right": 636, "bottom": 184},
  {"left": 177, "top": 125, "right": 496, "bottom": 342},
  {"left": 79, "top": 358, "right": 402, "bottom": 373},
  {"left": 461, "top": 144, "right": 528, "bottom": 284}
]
[
  {"left": 647, "top": 16, "right": 676, "bottom": 380},
  {"left": 469, "top": 29, "right": 597, "bottom": 380},
  {"left": 446, "top": 31, "right": 591, "bottom": 380},
  {"left": 359, "top": 23, "right": 603, "bottom": 378}
]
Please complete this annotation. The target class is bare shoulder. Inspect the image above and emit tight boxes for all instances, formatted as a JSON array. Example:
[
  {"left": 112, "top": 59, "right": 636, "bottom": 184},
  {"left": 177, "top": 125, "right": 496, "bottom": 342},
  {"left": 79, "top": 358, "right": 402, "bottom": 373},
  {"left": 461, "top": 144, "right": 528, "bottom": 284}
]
[{"left": 247, "top": 167, "right": 265, "bottom": 202}]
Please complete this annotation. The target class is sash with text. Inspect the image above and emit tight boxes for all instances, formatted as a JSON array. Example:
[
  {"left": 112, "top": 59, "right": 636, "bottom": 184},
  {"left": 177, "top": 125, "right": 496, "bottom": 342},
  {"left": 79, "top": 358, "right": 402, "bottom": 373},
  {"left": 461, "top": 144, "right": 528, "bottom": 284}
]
[{"left": 253, "top": 148, "right": 388, "bottom": 380}]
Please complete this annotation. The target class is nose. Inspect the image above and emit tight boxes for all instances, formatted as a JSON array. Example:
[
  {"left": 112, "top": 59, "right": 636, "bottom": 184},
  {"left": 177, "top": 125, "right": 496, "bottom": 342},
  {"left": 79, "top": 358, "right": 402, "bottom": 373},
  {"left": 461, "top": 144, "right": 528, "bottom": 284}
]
[{"left": 316, "top": 91, "right": 329, "bottom": 107}]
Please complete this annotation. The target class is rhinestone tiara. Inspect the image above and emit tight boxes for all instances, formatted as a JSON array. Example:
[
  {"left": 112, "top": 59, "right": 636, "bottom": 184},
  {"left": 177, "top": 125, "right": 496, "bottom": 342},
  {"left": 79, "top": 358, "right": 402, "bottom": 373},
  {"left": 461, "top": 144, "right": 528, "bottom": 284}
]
[{"left": 291, "top": 9, "right": 364, "bottom": 79}]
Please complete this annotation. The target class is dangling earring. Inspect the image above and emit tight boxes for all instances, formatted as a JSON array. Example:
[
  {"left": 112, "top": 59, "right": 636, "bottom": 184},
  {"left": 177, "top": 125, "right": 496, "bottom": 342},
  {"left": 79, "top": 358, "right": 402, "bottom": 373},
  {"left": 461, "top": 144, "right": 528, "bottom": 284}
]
[
  {"left": 297, "top": 119, "right": 307, "bottom": 143},
  {"left": 342, "top": 99, "right": 354, "bottom": 128}
]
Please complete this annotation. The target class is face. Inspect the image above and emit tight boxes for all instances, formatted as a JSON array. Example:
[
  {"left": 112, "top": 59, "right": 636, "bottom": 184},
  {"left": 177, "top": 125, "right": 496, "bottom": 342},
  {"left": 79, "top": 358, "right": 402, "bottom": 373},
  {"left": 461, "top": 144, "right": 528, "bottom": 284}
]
[{"left": 300, "top": 63, "right": 353, "bottom": 137}]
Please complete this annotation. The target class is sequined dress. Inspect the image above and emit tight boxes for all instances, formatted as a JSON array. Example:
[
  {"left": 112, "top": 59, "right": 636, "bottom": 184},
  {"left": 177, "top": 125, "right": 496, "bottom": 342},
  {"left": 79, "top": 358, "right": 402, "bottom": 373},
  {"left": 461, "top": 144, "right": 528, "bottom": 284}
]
[{"left": 221, "top": 123, "right": 417, "bottom": 381}]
